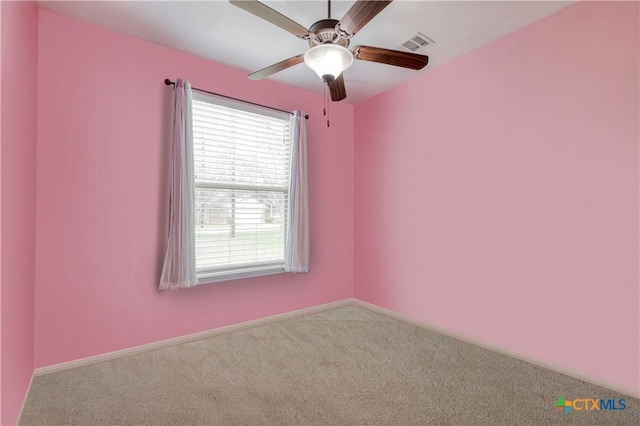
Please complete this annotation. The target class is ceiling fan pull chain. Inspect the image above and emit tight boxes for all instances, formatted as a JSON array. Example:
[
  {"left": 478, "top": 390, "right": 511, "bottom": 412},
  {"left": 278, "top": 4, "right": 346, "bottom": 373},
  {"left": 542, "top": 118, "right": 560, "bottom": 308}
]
[
  {"left": 323, "top": 82, "right": 330, "bottom": 127},
  {"left": 323, "top": 84, "right": 327, "bottom": 117}
]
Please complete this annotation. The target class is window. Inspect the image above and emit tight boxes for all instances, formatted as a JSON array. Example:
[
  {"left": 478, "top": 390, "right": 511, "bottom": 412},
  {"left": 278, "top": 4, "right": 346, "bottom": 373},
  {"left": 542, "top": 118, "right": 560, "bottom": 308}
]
[{"left": 191, "top": 91, "right": 292, "bottom": 283}]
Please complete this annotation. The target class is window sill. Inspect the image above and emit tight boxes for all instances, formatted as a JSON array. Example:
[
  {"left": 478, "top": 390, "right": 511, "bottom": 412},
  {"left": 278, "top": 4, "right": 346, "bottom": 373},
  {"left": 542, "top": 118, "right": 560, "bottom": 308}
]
[{"left": 197, "top": 265, "right": 286, "bottom": 284}]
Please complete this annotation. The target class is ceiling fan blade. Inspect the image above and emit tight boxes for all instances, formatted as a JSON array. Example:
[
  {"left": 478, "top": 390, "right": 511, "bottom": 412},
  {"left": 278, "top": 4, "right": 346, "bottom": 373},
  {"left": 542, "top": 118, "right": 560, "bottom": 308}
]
[
  {"left": 229, "top": 0, "right": 309, "bottom": 39},
  {"left": 328, "top": 74, "right": 347, "bottom": 102},
  {"left": 352, "top": 45, "right": 429, "bottom": 70},
  {"left": 337, "top": 0, "right": 393, "bottom": 38},
  {"left": 248, "top": 55, "right": 305, "bottom": 80}
]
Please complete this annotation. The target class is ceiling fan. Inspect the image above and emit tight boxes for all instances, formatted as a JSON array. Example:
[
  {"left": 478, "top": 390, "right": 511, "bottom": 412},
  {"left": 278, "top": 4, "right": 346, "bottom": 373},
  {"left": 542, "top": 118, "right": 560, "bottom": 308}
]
[{"left": 229, "top": 0, "right": 429, "bottom": 102}]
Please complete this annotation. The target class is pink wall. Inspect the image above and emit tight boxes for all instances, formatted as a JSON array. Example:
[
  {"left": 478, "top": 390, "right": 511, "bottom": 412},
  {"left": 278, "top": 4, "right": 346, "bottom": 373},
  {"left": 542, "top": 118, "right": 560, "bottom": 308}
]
[
  {"left": 1, "top": 1, "right": 39, "bottom": 424},
  {"left": 35, "top": 9, "right": 353, "bottom": 368},
  {"left": 354, "top": 1, "right": 639, "bottom": 393}
]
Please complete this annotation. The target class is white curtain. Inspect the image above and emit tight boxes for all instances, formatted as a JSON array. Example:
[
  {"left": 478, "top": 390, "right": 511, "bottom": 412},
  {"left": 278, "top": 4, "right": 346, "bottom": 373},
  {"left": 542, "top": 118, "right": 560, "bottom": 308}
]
[
  {"left": 285, "top": 111, "right": 309, "bottom": 273},
  {"left": 159, "top": 79, "right": 198, "bottom": 289}
]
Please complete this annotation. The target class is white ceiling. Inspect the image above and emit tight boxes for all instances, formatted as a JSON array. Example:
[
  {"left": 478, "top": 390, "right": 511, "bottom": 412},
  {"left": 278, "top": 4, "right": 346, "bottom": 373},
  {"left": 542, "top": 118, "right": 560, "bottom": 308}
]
[{"left": 37, "top": 0, "right": 573, "bottom": 104}]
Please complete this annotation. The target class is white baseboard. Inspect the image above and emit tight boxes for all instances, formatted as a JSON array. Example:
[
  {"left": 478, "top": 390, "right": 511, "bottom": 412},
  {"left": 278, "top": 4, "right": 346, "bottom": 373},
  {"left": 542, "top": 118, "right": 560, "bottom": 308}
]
[
  {"left": 33, "top": 299, "right": 353, "bottom": 377},
  {"left": 32, "top": 297, "right": 639, "bottom": 400},
  {"left": 351, "top": 299, "right": 640, "bottom": 399}
]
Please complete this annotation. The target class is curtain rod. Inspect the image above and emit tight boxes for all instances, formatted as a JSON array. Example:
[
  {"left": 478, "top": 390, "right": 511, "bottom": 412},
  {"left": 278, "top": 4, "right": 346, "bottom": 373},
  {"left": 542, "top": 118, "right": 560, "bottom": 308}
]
[{"left": 164, "top": 79, "right": 309, "bottom": 120}]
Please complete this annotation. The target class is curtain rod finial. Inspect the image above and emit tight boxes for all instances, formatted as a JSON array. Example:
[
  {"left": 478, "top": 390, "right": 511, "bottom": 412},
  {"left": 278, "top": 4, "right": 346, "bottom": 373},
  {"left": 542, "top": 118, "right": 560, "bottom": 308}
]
[{"left": 164, "top": 79, "right": 174, "bottom": 86}]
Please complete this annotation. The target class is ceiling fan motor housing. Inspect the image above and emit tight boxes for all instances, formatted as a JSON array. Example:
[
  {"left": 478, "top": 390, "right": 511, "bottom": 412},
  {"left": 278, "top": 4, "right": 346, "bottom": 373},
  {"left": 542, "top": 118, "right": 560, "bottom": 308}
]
[{"left": 308, "top": 19, "right": 350, "bottom": 48}]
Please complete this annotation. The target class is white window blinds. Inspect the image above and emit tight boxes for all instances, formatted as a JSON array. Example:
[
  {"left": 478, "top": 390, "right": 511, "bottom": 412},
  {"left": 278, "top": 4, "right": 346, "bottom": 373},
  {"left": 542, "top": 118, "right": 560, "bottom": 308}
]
[{"left": 191, "top": 91, "right": 292, "bottom": 282}]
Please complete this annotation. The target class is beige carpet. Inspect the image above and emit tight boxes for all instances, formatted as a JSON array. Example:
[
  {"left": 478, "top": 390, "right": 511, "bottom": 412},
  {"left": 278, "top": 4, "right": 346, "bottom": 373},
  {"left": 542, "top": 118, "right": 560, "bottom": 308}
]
[{"left": 20, "top": 305, "right": 638, "bottom": 425}]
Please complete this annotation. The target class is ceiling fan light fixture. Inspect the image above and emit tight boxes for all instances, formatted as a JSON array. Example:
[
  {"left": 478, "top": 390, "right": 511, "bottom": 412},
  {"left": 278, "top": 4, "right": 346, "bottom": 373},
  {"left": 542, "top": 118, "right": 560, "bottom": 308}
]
[{"left": 304, "top": 44, "right": 353, "bottom": 83}]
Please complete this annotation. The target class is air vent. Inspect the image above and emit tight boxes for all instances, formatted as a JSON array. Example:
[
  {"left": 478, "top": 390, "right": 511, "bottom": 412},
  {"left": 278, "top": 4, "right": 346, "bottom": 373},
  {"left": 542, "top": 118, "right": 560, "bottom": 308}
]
[{"left": 398, "top": 32, "right": 434, "bottom": 53}]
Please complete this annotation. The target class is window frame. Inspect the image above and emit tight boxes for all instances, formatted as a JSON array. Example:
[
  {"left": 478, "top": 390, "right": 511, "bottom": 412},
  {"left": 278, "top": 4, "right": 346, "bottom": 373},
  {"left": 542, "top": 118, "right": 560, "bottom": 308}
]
[{"left": 191, "top": 91, "right": 293, "bottom": 284}]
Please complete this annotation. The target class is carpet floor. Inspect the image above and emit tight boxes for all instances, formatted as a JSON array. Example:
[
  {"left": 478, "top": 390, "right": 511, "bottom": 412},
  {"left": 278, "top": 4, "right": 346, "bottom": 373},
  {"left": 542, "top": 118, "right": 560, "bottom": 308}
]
[{"left": 20, "top": 305, "right": 638, "bottom": 425}]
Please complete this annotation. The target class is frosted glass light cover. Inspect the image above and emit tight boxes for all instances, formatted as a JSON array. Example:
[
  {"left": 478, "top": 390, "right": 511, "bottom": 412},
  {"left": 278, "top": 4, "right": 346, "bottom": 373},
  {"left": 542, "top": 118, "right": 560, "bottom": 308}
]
[{"left": 304, "top": 44, "right": 354, "bottom": 82}]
